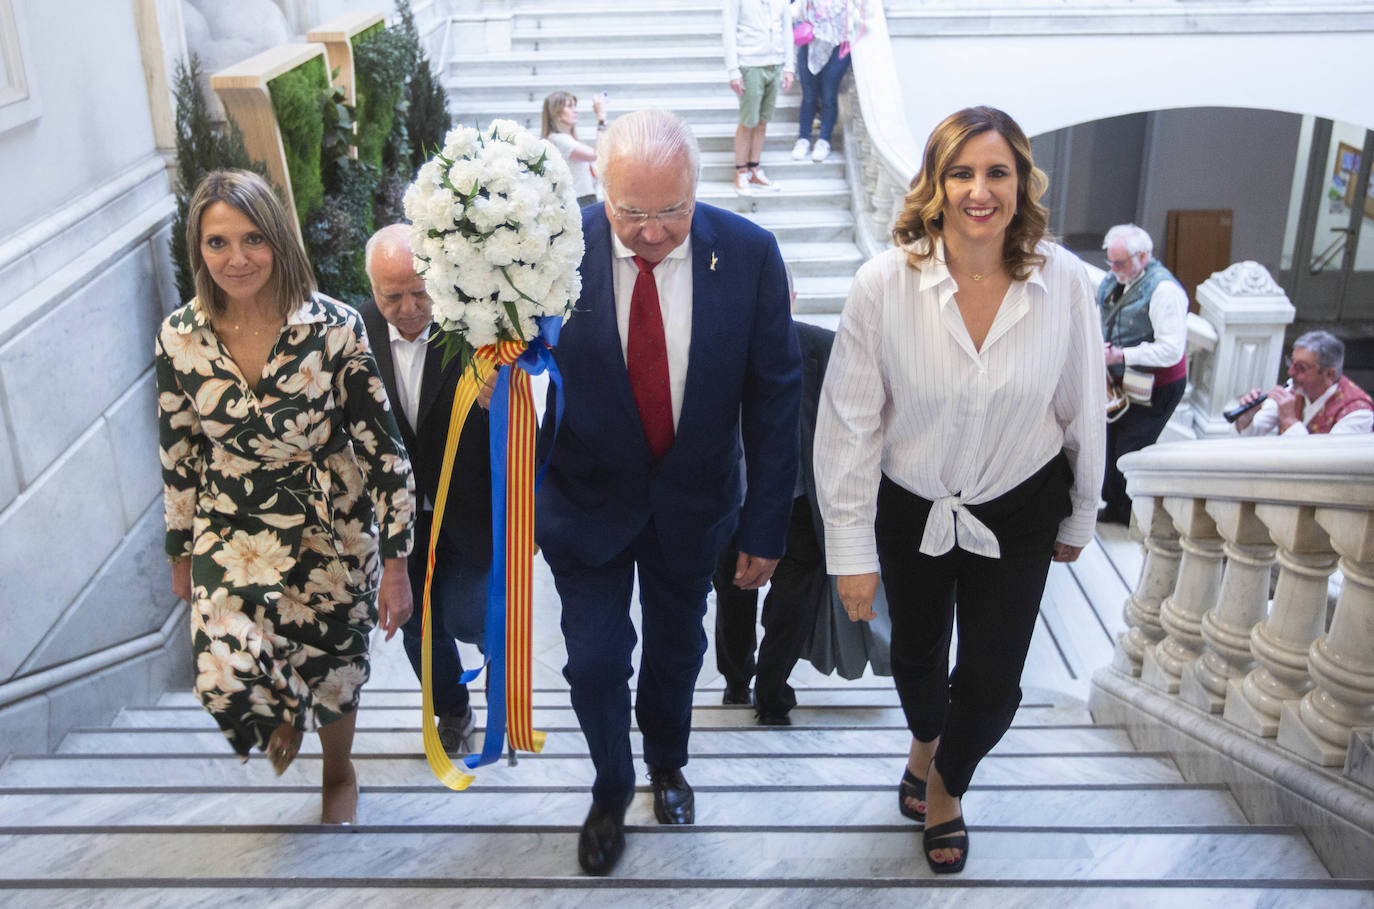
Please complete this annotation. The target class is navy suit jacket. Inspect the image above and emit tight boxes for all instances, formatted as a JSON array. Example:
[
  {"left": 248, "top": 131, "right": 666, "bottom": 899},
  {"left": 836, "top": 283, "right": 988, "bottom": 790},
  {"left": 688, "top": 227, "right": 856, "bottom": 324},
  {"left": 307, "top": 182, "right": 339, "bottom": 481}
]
[
  {"left": 536, "top": 202, "right": 802, "bottom": 578},
  {"left": 358, "top": 301, "right": 492, "bottom": 562}
]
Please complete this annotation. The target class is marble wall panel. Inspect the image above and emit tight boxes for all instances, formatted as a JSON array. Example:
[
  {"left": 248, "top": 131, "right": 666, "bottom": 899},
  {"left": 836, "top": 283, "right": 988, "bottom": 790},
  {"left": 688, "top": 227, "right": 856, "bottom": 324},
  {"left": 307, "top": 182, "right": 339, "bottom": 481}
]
[
  {"left": 105, "top": 371, "right": 160, "bottom": 527},
  {"left": 20, "top": 502, "right": 175, "bottom": 674},
  {"left": 0, "top": 695, "right": 50, "bottom": 756},
  {"left": 41, "top": 645, "right": 169, "bottom": 751},
  {"left": 0, "top": 425, "right": 129, "bottom": 682},
  {"left": 1, "top": 244, "right": 162, "bottom": 485}
]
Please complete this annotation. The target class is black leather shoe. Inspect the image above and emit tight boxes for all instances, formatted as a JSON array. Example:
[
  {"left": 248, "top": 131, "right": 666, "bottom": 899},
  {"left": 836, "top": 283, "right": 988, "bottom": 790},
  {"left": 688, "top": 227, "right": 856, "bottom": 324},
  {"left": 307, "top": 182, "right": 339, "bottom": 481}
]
[
  {"left": 648, "top": 766, "right": 695, "bottom": 824},
  {"left": 721, "top": 684, "right": 751, "bottom": 705},
  {"left": 756, "top": 709, "right": 791, "bottom": 726},
  {"left": 577, "top": 800, "right": 627, "bottom": 876}
]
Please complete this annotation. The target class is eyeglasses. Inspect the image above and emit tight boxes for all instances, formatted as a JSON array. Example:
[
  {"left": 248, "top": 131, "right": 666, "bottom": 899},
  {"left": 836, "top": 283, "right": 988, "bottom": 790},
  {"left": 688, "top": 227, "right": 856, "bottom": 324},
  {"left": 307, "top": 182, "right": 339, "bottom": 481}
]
[
  {"left": 1284, "top": 355, "right": 1319, "bottom": 376},
  {"left": 606, "top": 198, "right": 694, "bottom": 226},
  {"left": 1105, "top": 255, "right": 1135, "bottom": 270}
]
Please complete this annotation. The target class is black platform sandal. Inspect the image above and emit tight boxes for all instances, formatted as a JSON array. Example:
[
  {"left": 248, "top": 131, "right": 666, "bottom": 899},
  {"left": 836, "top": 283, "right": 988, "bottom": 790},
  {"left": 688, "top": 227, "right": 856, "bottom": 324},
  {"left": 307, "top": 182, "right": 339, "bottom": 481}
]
[
  {"left": 898, "top": 767, "right": 926, "bottom": 823},
  {"left": 923, "top": 815, "right": 968, "bottom": 874}
]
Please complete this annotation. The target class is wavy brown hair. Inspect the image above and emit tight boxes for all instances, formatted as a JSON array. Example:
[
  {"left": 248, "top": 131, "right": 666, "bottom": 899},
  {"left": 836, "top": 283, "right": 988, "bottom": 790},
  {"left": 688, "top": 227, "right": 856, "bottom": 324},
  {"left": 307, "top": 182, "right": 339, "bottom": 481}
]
[
  {"left": 892, "top": 106, "right": 1050, "bottom": 281},
  {"left": 541, "top": 91, "right": 577, "bottom": 140},
  {"left": 185, "top": 169, "right": 315, "bottom": 318}
]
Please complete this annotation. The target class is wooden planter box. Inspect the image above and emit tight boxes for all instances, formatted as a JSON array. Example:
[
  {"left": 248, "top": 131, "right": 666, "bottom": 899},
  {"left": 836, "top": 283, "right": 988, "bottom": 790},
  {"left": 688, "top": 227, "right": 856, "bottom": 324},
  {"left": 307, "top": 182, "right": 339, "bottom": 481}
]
[
  {"left": 307, "top": 10, "right": 386, "bottom": 108},
  {"left": 210, "top": 43, "right": 328, "bottom": 245}
]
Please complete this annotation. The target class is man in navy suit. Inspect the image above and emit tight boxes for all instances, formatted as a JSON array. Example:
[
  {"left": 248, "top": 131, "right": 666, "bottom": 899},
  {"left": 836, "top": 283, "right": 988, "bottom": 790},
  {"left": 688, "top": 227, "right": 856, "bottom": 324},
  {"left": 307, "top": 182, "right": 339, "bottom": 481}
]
[
  {"left": 537, "top": 109, "right": 801, "bottom": 875},
  {"left": 359, "top": 225, "right": 491, "bottom": 755}
]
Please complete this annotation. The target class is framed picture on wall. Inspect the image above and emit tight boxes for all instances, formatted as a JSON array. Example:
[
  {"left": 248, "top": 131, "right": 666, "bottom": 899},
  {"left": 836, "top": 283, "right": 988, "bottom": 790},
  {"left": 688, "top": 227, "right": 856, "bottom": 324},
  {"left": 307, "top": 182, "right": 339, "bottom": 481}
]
[{"left": 1336, "top": 141, "right": 1374, "bottom": 219}]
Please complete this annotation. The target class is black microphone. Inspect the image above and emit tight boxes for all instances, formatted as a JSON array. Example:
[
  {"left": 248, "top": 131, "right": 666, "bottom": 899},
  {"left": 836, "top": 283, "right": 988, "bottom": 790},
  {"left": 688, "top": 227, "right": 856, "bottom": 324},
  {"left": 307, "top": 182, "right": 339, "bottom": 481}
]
[{"left": 1223, "top": 394, "right": 1266, "bottom": 423}]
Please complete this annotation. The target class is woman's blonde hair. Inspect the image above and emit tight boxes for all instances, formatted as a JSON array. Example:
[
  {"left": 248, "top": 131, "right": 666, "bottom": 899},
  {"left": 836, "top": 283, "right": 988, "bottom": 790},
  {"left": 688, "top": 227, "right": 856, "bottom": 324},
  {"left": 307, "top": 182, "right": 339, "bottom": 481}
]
[
  {"left": 184, "top": 169, "right": 315, "bottom": 318},
  {"left": 892, "top": 106, "right": 1050, "bottom": 281},
  {"left": 541, "top": 91, "right": 577, "bottom": 139}
]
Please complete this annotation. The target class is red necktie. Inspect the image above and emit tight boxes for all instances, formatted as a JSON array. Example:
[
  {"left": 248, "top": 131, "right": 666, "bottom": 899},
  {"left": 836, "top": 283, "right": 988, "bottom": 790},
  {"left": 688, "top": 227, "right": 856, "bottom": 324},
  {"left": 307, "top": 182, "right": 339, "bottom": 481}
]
[{"left": 628, "top": 255, "right": 675, "bottom": 459}]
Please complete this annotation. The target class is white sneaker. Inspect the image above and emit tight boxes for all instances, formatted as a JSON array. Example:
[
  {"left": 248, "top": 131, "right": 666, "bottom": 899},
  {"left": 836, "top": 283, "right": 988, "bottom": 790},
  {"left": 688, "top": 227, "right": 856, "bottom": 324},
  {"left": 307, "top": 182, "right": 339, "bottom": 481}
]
[
  {"left": 734, "top": 169, "right": 753, "bottom": 196},
  {"left": 811, "top": 139, "right": 831, "bottom": 163},
  {"left": 791, "top": 138, "right": 811, "bottom": 160}
]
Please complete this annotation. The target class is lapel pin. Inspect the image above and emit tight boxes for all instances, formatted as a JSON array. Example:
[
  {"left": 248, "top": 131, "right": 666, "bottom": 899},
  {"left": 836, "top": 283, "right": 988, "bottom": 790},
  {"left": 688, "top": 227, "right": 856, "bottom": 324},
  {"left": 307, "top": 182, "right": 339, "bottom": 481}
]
[{"left": 710, "top": 252, "right": 718, "bottom": 271}]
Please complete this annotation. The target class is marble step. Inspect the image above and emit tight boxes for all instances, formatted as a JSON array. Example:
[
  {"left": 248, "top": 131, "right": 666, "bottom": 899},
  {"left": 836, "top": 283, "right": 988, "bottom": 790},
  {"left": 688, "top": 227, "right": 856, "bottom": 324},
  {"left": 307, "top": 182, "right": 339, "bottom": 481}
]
[
  {"left": 110, "top": 701, "right": 1094, "bottom": 730},
  {"left": 699, "top": 183, "right": 851, "bottom": 212},
  {"left": 447, "top": 46, "right": 730, "bottom": 77},
  {"left": 6, "top": 885, "right": 1370, "bottom": 909},
  {"left": 148, "top": 685, "right": 918, "bottom": 710},
  {"left": 0, "top": 785, "right": 1247, "bottom": 830},
  {"left": 791, "top": 274, "right": 854, "bottom": 313},
  {"left": 774, "top": 240, "right": 865, "bottom": 277},
  {"left": 750, "top": 208, "right": 856, "bottom": 244},
  {"left": 0, "top": 751, "right": 1182, "bottom": 791},
  {"left": 54, "top": 725, "right": 1134, "bottom": 756},
  {"left": 0, "top": 827, "right": 1332, "bottom": 883},
  {"left": 510, "top": 26, "right": 725, "bottom": 51},
  {"left": 445, "top": 70, "right": 758, "bottom": 102}
]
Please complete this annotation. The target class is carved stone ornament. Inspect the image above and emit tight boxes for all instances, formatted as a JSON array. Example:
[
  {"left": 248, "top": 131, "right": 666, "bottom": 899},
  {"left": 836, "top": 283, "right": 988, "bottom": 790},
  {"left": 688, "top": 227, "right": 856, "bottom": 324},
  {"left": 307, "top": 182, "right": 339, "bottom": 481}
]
[{"left": 1207, "top": 261, "right": 1284, "bottom": 297}]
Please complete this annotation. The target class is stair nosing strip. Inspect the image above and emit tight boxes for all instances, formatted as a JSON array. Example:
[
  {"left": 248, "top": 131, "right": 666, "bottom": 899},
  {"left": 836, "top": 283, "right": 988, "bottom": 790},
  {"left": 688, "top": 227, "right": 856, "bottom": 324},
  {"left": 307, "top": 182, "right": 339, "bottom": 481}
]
[
  {"left": 0, "top": 782, "right": 1231, "bottom": 795},
  {"left": 0, "top": 823, "right": 1306, "bottom": 836},
  {"left": 0, "top": 877, "right": 1366, "bottom": 891}
]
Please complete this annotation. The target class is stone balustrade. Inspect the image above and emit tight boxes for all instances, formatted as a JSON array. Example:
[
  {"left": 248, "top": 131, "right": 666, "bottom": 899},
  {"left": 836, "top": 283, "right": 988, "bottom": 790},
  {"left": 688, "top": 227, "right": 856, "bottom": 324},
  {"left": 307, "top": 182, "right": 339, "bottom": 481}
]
[
  {"left": 1115, "top": 435, "right": 1374, "bottom": 771},
  {"left": 841, "top": 2, "right": 920, "bottom": 260}
]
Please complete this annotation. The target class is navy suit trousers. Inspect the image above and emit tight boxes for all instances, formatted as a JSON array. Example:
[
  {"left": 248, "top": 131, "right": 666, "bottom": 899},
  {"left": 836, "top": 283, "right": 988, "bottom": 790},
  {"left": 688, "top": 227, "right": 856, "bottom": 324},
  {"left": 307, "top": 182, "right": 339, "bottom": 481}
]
[{"left": 548, "top": 520, "right": 713, "bottom": 809}]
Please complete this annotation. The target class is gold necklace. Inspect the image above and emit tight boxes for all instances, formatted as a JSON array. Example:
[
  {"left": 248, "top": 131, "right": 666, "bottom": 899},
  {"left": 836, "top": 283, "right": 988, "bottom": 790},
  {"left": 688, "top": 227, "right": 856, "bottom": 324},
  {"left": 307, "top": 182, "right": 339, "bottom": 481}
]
[{"left": 969, "top": 272, "right": 984, "bottom": 281}]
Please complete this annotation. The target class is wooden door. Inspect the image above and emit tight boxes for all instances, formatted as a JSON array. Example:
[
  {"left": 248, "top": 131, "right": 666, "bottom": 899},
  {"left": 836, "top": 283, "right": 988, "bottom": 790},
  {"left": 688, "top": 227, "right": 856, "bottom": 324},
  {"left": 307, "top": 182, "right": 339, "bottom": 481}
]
[{"left": 1165, "top": 209, "right": 1233, "bottom": 312}]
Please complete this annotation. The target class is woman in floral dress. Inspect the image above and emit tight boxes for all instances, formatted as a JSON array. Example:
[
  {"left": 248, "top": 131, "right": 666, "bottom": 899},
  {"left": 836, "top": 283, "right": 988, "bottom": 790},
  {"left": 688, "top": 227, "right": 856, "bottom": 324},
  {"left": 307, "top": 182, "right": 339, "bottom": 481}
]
[{"left": 156, "top": 170, "right": 416, "bottom": 824}]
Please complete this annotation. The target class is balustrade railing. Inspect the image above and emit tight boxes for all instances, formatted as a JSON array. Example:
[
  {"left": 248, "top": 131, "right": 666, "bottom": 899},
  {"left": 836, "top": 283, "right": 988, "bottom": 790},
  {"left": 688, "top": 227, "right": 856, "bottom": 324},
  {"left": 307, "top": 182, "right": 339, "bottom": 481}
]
[
  {"left": 1115, "top": 436, "right": 1374, "bottom": 774},
  {"left": 842, "top": 2, "right": 920, "bottom": 259}
]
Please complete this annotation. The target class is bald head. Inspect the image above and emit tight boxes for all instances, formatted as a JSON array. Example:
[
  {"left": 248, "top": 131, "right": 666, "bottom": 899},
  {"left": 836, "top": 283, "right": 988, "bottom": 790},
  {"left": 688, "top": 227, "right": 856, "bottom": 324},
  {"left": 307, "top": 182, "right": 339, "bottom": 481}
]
[{"left": 366, "top": 224, "right": 432, "bottom": 340}]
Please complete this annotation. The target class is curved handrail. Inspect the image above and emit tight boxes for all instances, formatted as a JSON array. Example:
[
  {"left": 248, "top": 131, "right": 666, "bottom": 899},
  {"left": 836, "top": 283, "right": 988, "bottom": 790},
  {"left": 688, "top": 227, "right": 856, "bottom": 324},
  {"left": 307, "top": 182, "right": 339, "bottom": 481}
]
[{"left": 1119, "top": 435, "right": 1374, "bottom": 508}]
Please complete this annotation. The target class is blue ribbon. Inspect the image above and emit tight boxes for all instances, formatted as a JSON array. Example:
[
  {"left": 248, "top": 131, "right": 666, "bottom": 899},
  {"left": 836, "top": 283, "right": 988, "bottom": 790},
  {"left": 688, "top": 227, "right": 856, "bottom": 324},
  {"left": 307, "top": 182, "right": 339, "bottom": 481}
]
[{"left": 463, "top": 316, "right": 565, "bottom": 770}]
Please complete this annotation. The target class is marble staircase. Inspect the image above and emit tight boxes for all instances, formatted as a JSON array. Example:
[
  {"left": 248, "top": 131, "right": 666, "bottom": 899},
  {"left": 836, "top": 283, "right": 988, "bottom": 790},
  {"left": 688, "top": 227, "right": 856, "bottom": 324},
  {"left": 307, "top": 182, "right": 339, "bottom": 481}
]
[
  {"left": 1, "top": 538, "right": 1370, "bottom": 905},
  {"left": 441, "top": 0, "right": 861, "bottom": 314}
]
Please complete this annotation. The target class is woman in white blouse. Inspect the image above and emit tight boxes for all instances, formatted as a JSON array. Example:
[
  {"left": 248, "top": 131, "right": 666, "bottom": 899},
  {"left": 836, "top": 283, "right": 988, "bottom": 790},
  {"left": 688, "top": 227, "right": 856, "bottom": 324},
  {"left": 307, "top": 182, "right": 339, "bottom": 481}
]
[
  {"left": 814, "top": 106, "right": 1105, "bottom": 874},
  {"left": 541, "top": 91, "right": 607, "bottom": 208}
]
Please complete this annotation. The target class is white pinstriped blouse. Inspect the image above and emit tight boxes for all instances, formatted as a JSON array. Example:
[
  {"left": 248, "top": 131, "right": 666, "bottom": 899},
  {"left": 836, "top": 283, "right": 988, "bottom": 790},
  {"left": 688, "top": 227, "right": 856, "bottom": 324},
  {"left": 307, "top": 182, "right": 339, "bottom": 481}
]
[{"left": 815, "top": 239, "right": 1107, "bottom": 574}]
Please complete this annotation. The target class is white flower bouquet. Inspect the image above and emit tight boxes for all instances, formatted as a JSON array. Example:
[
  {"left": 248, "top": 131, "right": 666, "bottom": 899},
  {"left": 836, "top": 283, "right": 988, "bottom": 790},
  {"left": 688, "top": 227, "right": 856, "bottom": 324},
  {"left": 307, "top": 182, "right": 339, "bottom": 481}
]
[{"left": 403, "top": 119, "right": 584, "bottom": 363}]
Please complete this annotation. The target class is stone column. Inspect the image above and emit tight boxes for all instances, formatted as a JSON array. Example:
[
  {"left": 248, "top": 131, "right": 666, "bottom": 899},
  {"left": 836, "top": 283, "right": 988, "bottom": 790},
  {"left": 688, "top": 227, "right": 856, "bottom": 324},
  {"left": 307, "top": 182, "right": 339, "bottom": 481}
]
[
  {"left": 1181, "top": 500, "right": 1275, "bottom": 713},
  {"left": 1278, "top": 508, "right": 1374, "bottom": 766},
  {"left": 1190, "top": 263, "right": 1295, "bottom": 439},
  {"left": 1112, "top": 497, "right": 1181, "bottom": 677},
  {"left": 1224, "top": 504, "right": 1335, "bottom": 737},
  {"left": 1142, "top": 496, "right": 1225, "bottom": 694}
]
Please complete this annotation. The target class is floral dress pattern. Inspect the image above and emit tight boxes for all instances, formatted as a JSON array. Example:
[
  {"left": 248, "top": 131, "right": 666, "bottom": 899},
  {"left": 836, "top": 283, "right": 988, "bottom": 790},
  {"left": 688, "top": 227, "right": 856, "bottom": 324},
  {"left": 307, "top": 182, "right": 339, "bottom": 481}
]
[{"left": 156, "top": 295, "right": 415, "bottom": 758}]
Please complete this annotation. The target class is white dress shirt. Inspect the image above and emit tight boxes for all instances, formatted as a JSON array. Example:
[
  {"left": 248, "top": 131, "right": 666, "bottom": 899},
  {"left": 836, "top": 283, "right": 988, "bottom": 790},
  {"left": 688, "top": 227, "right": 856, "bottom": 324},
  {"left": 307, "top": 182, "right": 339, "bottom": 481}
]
[
  {"left": 815, "top": 239, "right": 1107, "bottom": 574},
  {"left": 1236, "top": 381, "right": 1374, "bottom": 436},
  {"left": 610, "top": 230, "right": 693, "bottom": 430},
  {"left": 387, "top": 323, "right": 430, "bottom": 432},
  {"left": 1118, "top": 271, "right": 1188, "bottom": 369}
]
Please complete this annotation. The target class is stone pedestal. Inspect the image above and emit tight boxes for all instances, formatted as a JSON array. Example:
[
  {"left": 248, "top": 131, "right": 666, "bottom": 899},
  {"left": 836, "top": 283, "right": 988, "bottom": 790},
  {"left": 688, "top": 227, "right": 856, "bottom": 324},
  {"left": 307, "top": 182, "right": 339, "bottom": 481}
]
[{"left": 1189, "top": 263, "right": 1295, "bottom": 439}]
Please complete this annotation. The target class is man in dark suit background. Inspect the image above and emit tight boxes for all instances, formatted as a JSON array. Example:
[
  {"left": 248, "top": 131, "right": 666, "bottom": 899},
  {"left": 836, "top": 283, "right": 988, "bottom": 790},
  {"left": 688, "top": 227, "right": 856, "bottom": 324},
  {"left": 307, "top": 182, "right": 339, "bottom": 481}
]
[
  {"left": 714, "top": 297, "right": 838, "bottom": 725},
  {"left": 360, "top": 224, "right": 491, "bottom": 754},
  {"left": 536, "top": 109, "right": 801, "bottom": 875}
]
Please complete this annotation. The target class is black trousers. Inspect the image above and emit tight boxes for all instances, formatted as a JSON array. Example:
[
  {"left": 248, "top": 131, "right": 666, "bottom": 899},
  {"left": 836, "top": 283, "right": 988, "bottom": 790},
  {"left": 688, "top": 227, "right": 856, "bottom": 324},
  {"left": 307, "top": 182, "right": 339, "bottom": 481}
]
[
  {"left": 1102, "top": 376, "right": 1186, "bottom": 522},
  {"left": 713, "top": 494, "right": 825, "bottom": 715},
  {"left": 876, "top": 454, "right": 1072, "bottom": 797}
]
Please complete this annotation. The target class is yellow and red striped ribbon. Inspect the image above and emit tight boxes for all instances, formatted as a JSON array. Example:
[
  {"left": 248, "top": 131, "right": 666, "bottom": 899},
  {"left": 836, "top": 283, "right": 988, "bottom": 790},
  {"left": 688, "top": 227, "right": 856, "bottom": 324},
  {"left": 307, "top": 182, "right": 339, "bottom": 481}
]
[{"left": 420, "top": 342, "right": 545, "bottom": 791}]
